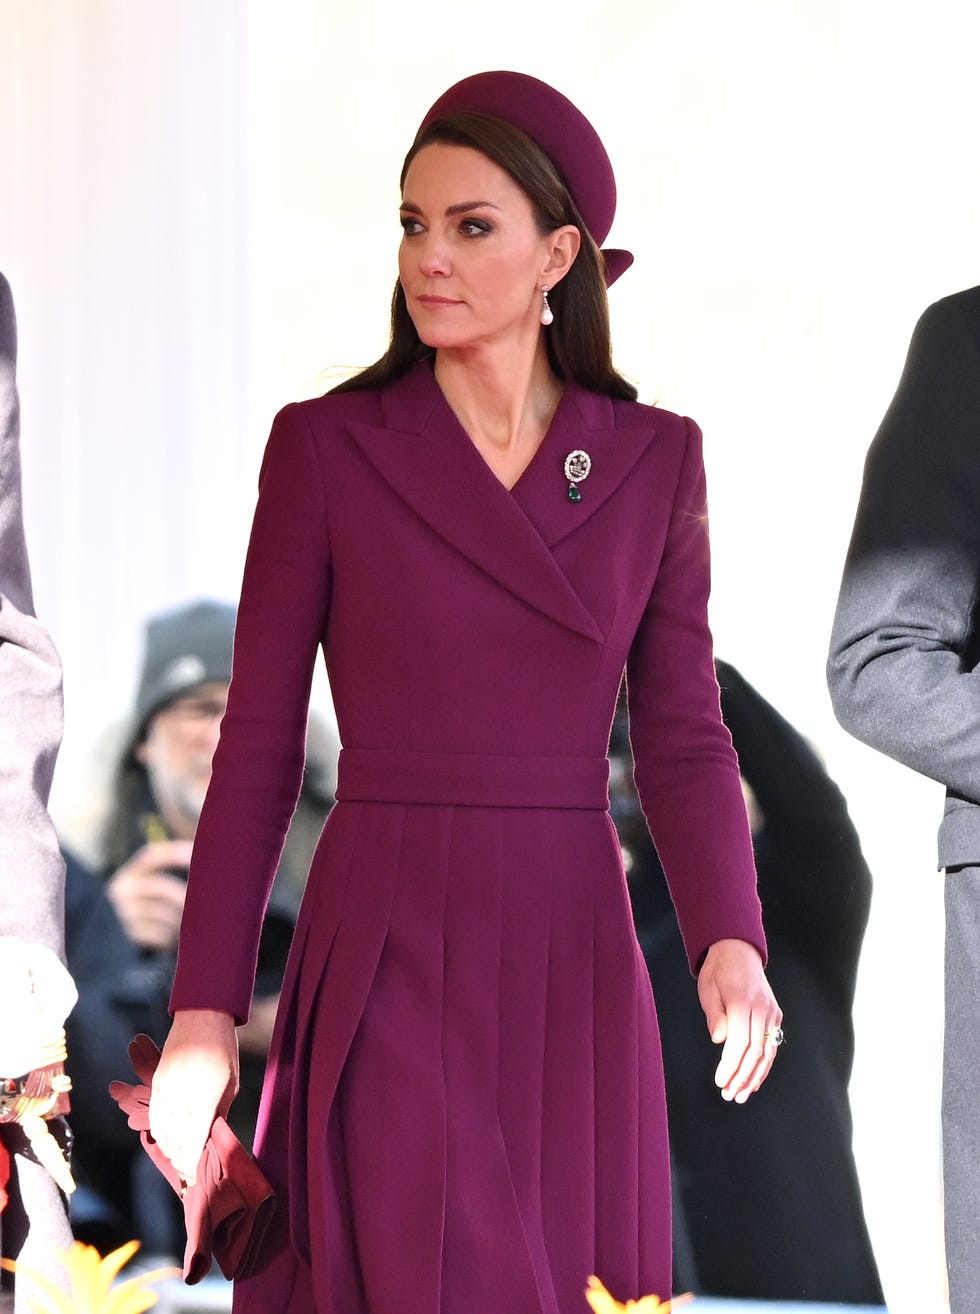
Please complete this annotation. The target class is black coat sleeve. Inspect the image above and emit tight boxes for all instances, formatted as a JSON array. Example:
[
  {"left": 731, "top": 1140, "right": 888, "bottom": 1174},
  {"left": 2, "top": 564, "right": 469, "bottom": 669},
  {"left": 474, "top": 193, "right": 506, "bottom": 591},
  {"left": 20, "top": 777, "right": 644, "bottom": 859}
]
[{"left": 828, "top": 291, "right": 980, "bottom": 805}]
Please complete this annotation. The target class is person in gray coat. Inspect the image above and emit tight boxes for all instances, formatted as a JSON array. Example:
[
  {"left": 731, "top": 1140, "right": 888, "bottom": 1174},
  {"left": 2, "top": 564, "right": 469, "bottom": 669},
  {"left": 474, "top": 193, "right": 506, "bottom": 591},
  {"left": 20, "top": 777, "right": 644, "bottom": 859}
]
[
  {"left": 0, "top": 272, "right": 75, "bottom": 1311},
  {"left": 828, "top": 284, "right": 980, "bottom": 1314}
]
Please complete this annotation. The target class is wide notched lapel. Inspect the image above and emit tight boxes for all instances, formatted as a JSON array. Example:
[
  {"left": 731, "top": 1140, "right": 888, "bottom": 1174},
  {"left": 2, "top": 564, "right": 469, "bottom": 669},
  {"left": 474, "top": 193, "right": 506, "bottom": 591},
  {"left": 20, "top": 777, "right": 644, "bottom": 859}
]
[
  {"left": 345, "top": 363, "right": 604, "bottom": 643},
  {"left": 511, "top": 385, "right": 659, "bottom": 549}
]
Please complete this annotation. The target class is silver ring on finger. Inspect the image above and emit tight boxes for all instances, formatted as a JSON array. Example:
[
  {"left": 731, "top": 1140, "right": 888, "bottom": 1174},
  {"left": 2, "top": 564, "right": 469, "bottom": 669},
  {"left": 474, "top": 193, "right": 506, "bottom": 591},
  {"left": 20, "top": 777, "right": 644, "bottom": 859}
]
[{"left": 765, "top": 1025, "right": 785, "bottom": 1047}]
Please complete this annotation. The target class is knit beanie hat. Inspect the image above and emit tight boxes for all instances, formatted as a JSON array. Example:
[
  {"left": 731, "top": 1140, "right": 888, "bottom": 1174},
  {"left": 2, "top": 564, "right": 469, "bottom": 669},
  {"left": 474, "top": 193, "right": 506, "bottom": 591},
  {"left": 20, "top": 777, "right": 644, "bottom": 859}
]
[{"left": 133, "top": 600, "right": 236, "bottom": 738}]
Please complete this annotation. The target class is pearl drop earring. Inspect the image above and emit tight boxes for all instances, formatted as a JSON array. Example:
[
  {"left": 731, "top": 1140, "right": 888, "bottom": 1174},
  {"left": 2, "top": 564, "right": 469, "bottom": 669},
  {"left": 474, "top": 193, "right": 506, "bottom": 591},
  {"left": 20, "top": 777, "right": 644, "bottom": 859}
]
[{"left": 540, "top": 285, "right": 554, "bottom": 326}]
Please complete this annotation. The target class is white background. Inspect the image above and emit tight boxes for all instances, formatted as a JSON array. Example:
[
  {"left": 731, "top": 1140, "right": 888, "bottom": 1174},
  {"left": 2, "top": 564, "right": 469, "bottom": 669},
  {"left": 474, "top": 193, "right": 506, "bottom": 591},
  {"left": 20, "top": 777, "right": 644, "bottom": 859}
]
[{"left": 5, "top": 3, "right": 979, "bottom": 1309}]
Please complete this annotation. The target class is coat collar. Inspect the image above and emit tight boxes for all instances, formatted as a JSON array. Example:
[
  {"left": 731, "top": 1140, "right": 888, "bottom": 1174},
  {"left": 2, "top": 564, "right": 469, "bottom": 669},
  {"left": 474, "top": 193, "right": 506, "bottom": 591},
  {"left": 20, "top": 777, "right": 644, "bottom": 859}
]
[{"left": 345, "top": 361, "right": 657, "bottom": 642}]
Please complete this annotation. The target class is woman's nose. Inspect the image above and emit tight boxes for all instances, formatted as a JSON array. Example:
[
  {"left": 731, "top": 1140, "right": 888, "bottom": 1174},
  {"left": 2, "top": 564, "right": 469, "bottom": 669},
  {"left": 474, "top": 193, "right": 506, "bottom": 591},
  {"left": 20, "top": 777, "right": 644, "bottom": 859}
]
[{"left": 417, "top": 233, "right": 451, "bottom": 278}]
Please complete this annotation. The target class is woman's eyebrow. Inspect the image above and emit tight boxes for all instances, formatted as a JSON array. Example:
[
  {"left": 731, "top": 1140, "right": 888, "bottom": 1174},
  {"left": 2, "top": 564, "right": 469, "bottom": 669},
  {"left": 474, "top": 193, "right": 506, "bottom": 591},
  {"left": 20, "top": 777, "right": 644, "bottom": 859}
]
[
  {"left": 399, "top": 199, "right": 502, "bottom": 215},
  {"left": 445, "top": 200, "right": 501, "bottom": 215}
]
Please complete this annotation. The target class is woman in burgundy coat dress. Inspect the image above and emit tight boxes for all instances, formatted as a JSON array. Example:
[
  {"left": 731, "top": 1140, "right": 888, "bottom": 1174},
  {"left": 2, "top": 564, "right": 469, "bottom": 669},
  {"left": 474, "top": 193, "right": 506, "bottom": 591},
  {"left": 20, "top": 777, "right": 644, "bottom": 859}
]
[{"left": 149, "top": 72, "right": 781, "bottom": 1313}]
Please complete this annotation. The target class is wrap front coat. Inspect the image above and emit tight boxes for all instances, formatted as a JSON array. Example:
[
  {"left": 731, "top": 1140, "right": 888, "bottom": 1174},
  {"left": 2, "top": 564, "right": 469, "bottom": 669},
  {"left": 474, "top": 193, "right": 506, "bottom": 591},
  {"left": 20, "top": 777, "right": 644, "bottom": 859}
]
[{"left": 171, "top": 359, "right": 765, "bottom": 1314}]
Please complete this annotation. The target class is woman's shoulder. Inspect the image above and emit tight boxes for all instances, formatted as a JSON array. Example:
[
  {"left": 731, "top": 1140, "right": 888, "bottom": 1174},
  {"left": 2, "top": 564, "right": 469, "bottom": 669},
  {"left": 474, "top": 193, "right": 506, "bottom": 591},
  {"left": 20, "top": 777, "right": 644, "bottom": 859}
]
[
  {"left": 605, "top": 393, "right": 699, "bottom": 451},
  {"left": 275, "top": 385, "right": 386, "bottom": 433},
  {"left": 608, "top": 392, "right": 688, "bottom": 426},
  {"left": 271, "top": 361, "right": 437, "bottom": 440}
]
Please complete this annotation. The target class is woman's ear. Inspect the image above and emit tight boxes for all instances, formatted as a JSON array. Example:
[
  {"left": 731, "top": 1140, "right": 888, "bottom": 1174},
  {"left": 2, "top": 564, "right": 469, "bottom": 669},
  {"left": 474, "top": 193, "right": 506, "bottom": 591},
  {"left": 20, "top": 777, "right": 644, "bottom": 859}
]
[{"left": 542, "top": 225, "right": 581, "bottom": 288}]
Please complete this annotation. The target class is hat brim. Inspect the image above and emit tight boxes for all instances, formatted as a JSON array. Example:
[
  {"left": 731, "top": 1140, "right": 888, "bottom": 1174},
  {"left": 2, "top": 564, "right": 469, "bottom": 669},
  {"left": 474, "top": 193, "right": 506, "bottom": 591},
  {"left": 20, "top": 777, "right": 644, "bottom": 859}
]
[{"left": 602, "top": 249, "right": 634, "bottom": 288}]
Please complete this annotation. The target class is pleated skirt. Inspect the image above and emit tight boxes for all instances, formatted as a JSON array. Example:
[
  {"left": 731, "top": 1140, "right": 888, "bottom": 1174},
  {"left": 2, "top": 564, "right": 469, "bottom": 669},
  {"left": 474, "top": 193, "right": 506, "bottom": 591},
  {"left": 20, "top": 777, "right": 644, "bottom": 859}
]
[{"left": 233, "top": 800, "right": 671, "bottom": 1314}]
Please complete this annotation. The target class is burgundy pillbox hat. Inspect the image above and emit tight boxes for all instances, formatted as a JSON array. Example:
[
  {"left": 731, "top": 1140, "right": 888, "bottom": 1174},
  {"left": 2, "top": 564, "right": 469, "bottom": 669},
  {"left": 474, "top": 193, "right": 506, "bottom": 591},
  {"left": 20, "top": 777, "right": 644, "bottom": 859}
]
[{"left": 420, "top": 70, "right": 634, "bottom": 286}]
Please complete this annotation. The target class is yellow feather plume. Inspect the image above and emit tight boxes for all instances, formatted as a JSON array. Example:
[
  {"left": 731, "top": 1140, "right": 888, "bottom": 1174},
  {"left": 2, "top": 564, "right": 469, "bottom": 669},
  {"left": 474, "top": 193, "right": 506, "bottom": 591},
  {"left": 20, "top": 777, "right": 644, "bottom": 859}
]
[{"left": 585, "top": 1273, "right": 694, "bottom": 1313}]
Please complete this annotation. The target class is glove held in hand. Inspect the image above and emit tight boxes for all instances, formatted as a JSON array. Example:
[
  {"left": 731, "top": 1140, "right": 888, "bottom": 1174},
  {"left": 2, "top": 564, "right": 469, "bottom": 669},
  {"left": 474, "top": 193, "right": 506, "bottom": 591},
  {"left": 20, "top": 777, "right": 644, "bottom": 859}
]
[{"left": 109, "top": 1034, "right": 275, "bottom": 1284}]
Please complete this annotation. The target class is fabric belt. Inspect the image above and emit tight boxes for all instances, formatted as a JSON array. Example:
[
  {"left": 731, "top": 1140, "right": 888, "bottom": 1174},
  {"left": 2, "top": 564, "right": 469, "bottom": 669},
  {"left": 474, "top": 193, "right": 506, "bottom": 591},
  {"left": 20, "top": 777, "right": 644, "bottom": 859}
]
[{"left": 335, "top": 748, "right": 610, "bottom": 810}]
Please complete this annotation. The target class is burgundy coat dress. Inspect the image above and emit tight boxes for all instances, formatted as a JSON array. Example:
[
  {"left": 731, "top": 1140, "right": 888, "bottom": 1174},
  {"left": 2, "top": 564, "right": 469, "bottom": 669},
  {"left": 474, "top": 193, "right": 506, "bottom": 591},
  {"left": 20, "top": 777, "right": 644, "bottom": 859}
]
[{"left": 171, "top": 359, "right": 765, "bottom": 1314}]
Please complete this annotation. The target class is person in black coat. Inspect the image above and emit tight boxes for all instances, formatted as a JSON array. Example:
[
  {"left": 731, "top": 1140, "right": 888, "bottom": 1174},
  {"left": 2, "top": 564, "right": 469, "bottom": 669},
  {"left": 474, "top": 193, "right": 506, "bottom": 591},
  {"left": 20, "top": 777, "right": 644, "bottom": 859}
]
[
  {"left": 62, "top": 852, "right": 173, "bottom": 1256},
  {"left": 611, "top": 660, "right": 883, "bottom": 1304},
  {"left": 828, "top": 285, "right": 980, "bottom": 1314}
]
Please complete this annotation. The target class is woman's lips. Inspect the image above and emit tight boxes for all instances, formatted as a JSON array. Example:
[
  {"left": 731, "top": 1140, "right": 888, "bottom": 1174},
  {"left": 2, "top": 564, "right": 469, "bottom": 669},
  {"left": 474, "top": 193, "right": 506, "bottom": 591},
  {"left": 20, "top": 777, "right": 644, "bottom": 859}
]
[{"left": 418, "top": 294, "right": 462, "bottom": 306}]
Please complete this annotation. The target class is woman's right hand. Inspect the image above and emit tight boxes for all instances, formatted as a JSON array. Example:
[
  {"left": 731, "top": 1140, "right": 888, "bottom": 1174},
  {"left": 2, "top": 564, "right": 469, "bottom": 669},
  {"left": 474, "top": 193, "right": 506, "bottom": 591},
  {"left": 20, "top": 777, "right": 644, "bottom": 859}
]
[{"left": 149, "top": 1008, "right": 239, "bottom": 1185}]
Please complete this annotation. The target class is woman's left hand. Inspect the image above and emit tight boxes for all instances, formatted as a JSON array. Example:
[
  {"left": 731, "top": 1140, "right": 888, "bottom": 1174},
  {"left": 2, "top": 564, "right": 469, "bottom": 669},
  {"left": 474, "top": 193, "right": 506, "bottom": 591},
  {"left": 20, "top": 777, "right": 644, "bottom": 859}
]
[{"left": 697, "top": 938, "right": 782, "bottom": 1103}]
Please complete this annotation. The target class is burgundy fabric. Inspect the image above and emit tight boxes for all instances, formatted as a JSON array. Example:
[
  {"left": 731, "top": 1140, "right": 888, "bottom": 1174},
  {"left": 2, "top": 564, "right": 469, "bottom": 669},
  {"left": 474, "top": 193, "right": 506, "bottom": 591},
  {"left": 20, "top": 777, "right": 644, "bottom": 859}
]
[
  {"left": 170, "top": 360, "right": 765, "bottom": 1313},
  {"left": 420, "top": 70, "right": 634, "bottom": 286},
  {"left": 0, "top": 1135, "right": 9, "bottom": 1213},
  {"left": 335, "top": 747, "right": 610, "bottom": 809},
  {"left": 108, "top": 1035, "right": 275, "bottom": 1284}
]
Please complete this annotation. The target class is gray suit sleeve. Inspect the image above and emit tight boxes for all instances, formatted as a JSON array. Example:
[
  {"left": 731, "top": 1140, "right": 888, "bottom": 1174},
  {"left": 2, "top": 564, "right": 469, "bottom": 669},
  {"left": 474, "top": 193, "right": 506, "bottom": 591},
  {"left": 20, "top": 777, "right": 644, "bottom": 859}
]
[
  {"left": 828, "top": 292, "right": 980, "bottom": 805},
  {"left": 0, "top": 272, "right": 67, "bottom": 959}
]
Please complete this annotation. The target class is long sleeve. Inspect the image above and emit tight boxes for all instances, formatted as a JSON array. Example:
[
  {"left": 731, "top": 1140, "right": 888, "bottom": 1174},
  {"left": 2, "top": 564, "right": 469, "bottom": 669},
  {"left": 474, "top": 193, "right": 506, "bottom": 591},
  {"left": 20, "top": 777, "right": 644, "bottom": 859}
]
[
  {"left": 828, "top": 292, "right": 980, "bottom": 804},
  {"left": 171, "top": 403, "right": 331, "bottom": 1022},
  {"left": 625, "top": 418, "right": 765, "bottom": 973}
]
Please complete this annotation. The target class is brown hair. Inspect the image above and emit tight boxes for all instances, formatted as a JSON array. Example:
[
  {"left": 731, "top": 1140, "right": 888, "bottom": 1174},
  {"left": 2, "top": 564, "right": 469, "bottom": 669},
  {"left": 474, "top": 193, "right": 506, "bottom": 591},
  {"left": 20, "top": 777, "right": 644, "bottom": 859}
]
[{"left": 330, "top": 111, "right": 637, "bottom": 401}]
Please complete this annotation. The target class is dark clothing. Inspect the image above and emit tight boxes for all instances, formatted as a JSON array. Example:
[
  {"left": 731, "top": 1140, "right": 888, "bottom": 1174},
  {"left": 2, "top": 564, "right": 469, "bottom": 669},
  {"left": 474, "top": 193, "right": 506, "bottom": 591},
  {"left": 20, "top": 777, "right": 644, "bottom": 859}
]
[
  {"left": 614, "top": 660, "right": 882, "bottom": 1304},
  {"left": 63, "top": 851, "right": 174, "bottom": 1253},
  {"left": 103, "top": 784, "right": 298, "bottom": 1001},
  {"left": 829, "top": 285, "right": 980, "bottom": 1313},
  {"left": 828, "top": 287, "right": 980, "bottom": 867}
]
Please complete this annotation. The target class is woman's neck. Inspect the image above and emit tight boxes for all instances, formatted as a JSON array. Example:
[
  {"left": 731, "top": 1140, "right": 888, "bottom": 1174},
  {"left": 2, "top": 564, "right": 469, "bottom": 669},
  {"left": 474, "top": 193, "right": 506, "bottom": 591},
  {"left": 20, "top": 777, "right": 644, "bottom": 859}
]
[{"left": 434, "top": 339, "right": 562, "bottom": 458}]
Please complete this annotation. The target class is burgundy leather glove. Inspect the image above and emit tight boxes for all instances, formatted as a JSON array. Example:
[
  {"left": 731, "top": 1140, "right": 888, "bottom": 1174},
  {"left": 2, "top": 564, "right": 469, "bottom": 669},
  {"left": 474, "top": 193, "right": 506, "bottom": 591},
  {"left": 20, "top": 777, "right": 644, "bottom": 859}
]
[{"left": 109, "top": 1034, "right": 275, "bottom": 1283}]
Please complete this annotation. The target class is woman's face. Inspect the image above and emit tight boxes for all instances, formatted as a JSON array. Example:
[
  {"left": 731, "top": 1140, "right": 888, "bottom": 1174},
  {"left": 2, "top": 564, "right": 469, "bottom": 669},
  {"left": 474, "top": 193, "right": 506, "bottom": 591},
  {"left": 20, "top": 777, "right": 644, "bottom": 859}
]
[{"left": 398, "top": 142, "right": 572, "bottom": 352}]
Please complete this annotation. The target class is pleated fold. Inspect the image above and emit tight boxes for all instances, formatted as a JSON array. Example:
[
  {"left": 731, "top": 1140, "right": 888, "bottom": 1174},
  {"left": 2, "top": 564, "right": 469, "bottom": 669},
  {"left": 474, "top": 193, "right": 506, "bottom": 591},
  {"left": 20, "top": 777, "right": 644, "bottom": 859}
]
[{"left": 235, "top": 801, "right": 671, "bottom": 1314}]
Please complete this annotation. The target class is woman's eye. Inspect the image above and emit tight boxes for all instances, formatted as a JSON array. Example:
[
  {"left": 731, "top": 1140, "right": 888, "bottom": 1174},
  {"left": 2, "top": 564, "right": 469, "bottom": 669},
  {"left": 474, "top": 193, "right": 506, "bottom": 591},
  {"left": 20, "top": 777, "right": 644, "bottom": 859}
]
[
  {"left": 460, "top": 219, "right": 491, "bottom": 237},
  {"left": 400, "top": 216, "right": 423, "bottom": 236}
]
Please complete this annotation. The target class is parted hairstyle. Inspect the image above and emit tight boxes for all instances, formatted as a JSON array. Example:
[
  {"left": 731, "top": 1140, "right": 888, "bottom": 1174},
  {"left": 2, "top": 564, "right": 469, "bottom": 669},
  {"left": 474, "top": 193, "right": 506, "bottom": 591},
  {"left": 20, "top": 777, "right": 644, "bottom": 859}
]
[{"left": 330, "top": 111, "right": 637, "bottom": 402}]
